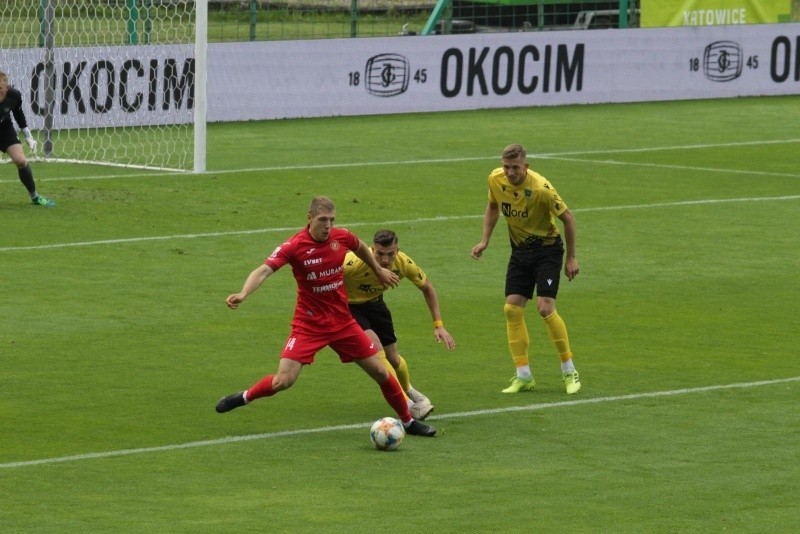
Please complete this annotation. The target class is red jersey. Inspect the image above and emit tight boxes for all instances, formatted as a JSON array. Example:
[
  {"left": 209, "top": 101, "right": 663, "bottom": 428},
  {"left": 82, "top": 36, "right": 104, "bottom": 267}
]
[{"left": 265, "top": 226, "right": 360, "bottom": 331}]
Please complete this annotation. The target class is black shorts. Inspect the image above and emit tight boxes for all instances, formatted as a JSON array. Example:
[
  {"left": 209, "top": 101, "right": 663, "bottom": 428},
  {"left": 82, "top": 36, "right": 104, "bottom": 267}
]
[
  {"left": 348, "top": 296, "right": 398, "bottom": 348},
  {"left": 0, "top": 121, "right": 21, "bottom": 153},
  {"left": 505, "top": 237, "right": 564, "bottom": 300}
]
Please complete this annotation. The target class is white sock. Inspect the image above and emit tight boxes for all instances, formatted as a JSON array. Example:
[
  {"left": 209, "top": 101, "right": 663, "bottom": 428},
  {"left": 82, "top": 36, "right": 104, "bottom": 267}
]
[
  {"left": 561, "top": 360, "right": 576, "bottom": 373},
  {"left": 516, "top": 365, "right": 532, "bottom": 379}
]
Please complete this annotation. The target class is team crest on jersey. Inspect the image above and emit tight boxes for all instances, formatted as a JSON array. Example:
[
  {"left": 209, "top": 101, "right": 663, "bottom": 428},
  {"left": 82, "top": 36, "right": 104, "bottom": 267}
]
[
  {"left": 524, "top": 189, "right": 532, "bottom": 197},
  {"left": 330, "top": 240, "right": 341, "bottom": 251}
]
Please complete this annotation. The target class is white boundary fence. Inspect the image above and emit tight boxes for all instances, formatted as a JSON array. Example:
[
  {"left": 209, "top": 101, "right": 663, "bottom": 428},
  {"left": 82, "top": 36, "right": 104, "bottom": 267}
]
[
  {"left": 2, "top": 23, "right": 798, "bottom": 128},
  {"left": 207, "top": 23, "right": 800, "bottom": 121}
]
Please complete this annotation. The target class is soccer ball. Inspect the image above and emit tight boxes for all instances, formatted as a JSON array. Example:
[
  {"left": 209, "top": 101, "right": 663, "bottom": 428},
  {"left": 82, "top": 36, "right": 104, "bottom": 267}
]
[{"left": 369, "top": 417, "right": 405, "bottom": 451}]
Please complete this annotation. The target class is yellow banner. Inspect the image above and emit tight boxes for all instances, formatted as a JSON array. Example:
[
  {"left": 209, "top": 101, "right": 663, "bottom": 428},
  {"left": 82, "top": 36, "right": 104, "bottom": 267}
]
[{"left": 641, "top": 0, "right": 793, "bottom": 27}]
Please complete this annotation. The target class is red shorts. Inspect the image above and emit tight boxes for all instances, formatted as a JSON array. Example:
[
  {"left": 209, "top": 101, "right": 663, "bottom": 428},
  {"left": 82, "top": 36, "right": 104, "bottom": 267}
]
[{"left": 281, "top": 319, "right": 378, "bottom": 364}]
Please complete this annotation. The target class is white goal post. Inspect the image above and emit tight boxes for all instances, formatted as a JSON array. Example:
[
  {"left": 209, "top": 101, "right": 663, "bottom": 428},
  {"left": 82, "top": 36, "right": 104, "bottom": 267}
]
[{"left": 0, "top": 0, "right": 207, "bottom": 173}]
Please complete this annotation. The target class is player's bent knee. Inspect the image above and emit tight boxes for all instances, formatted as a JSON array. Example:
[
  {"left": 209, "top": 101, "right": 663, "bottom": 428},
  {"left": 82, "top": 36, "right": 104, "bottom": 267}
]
[
  {"left": 371, "top": 365, "right": 390, "bottom": 383},
  {"left": 504, "top": 303, "right": 524, "bottom": 322},
  {"left": 360, "top": 357, "right": 390, "bottom": 382},
  {"left": 271, "top": 374, "right": 296, "bottom": 391},
  {"left": 537, "top": 297, "right": 556, "bottom": 317}
]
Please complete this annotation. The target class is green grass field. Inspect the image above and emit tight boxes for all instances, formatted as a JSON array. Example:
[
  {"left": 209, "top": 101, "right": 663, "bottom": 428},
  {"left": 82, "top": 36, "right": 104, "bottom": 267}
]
[
  {"left": 2, "top": 96, "right": 799, "bottom": 532},
  {"left": 0, "top": 3, "right": 430, "bottom": 47}
]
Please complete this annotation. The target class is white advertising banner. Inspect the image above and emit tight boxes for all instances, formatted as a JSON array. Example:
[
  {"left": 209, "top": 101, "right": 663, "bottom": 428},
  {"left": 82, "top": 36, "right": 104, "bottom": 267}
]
[
  {"left": 2, "top": 24, "right": 798, "bottom": 129},
  {"left": 0, "top": 45, "right": 194, "bottom": 129},
  {"left": 208, "top": 23, "right": 800, "bottom": 122}
]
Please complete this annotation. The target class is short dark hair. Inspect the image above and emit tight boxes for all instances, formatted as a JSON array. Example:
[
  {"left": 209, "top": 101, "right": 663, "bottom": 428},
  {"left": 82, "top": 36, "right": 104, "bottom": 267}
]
[{"left": 372, "top": 229, "right": 398, "bottom": 247}]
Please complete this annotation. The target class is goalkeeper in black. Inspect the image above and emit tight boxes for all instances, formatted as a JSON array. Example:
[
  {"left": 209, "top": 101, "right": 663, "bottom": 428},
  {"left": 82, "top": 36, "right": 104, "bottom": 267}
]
[{"left": 0, "top": 71, "right": 54, "bottom": 207}]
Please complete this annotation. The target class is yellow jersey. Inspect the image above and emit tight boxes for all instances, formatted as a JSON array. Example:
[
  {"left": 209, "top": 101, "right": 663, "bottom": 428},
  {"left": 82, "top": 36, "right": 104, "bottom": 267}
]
[
  {"left": 487, "top": 167, "right": 568, "bottom": 248},
  {"left": 343, "top": 250, "right": 427, "bottom": 304}
]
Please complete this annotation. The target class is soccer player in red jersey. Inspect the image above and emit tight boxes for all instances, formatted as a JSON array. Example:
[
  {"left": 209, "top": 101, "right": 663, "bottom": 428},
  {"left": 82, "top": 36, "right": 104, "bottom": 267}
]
[{"left": 215, "top": 196, "right": 436, "bottom": 437}]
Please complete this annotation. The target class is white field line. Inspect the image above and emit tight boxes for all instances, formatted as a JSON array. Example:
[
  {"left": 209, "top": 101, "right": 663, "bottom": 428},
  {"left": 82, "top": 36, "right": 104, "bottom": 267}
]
[
  {"left": 2, "top": 376, "right": 798, "bottom": 470},
  {"left": 2, "top": 195, "right": 799, "bottom": 253},
  {"left": 541, "top": 156, "right": 800, "bottom": 179},
  {"left": 0, "top": 138, "right": 798, "bottom": 184}
]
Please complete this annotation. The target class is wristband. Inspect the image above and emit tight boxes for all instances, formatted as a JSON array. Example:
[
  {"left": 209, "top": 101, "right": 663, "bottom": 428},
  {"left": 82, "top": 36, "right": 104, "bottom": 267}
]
[{"left": 433, "top": 320, "right": 444, "bottom": 328}]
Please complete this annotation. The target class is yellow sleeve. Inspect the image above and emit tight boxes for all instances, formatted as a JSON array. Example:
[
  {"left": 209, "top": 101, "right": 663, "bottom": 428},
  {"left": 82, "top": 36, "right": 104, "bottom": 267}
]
[{"left": 396, "top": 252, "right": 427, "bottom": 289}]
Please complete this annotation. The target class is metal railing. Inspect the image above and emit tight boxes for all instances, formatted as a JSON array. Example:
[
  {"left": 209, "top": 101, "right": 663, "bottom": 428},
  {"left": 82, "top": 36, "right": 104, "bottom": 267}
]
[{"left": 203, "top": 0, "right": 639, "bottom": 41}]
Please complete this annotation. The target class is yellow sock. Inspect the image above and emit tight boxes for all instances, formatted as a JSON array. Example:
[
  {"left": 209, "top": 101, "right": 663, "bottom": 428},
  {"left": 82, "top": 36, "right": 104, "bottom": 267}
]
[
  {"left": 377, "top": 350, "right": 410, "bottom": 401},
  {"left": 395, "top": 355, "right": 412, "bottom": 392},
  {"left": 504, "top": 303, "right": 529, "bottom": 367},
  {"left": 543, "top": 311, "right": 573, "bottom": 362}
]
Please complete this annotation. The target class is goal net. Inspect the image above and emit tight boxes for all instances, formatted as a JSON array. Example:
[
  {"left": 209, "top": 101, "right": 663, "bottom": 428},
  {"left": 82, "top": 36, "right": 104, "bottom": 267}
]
[{"left": 0, "top": 0, "right": 206, "bottom": 172}]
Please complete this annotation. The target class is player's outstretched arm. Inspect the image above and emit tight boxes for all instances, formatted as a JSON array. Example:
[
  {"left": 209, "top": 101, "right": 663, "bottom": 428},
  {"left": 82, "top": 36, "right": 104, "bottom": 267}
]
[
  {"left": 420, "top": 280, "right": 456, "bottom": 351},
  {"left": 354, "top": 239, "right": 399, "bottom": 287},
  {"left": 226, "top": 264, "right": 274, "bottom": 309}
]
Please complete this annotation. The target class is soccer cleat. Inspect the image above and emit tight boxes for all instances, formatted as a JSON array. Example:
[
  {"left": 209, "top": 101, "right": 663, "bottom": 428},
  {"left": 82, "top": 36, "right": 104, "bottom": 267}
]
[
  {"left": 563, "top": 371, "right": 581, "bottom": 394},
  {"left": 410, "top": 398, "right": 434, "bottom": 421},
  {"left": 501, "top": 376, "right": 535, "bottom": 393},
  {"left": 404, "top": 419, "right": 437, "bottom": 437},
  {"left": 407, "top": 388, "right": 430, "bottom": 405},
  {"left": 215, "top": 391, "right": 246, "bottom": 413},
  {"left": 32, "top": 195, "right": 55, "bottom": 207}
]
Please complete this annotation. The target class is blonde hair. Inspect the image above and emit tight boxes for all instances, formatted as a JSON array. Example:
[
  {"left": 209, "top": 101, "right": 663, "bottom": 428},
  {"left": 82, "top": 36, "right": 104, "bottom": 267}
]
[
  {"left": 502, "top": 144, "right": 527, "bottom": 160},
  {"left": 308, "top": 196, "right": 335, "bottom": 215}
]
